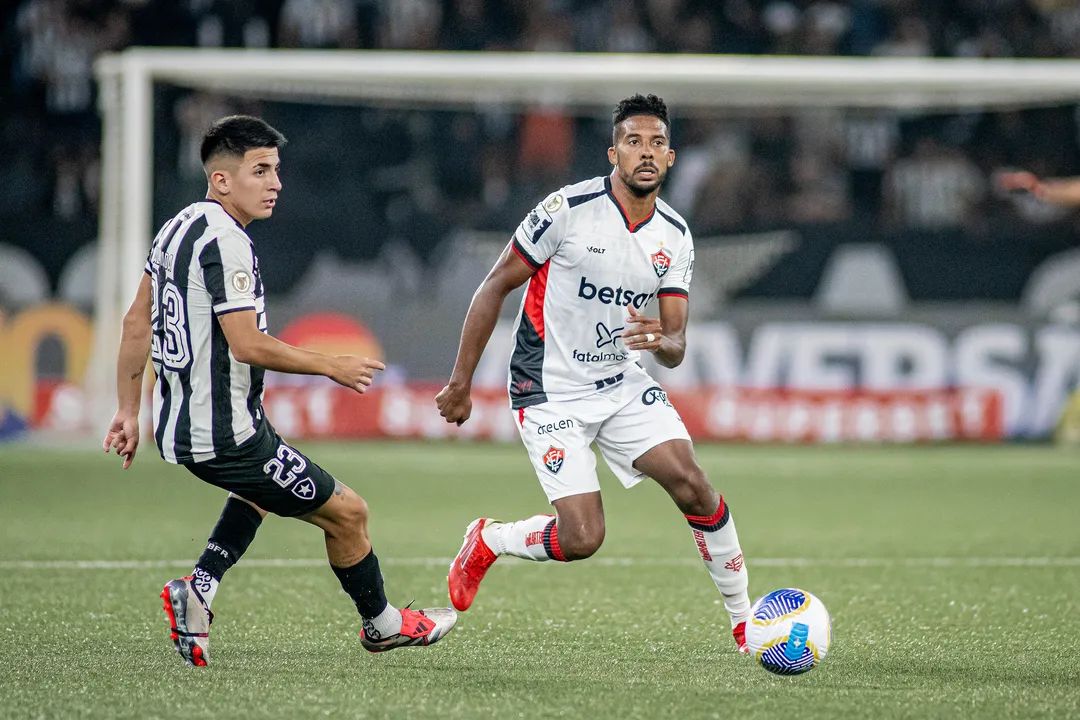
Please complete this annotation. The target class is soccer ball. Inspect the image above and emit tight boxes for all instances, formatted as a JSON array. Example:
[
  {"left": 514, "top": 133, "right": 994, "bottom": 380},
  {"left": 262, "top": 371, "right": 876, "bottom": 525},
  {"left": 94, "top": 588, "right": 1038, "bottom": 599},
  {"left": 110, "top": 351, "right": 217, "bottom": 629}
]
[{"left": 744, "top": 588, "right": 831, "bottom": 675}]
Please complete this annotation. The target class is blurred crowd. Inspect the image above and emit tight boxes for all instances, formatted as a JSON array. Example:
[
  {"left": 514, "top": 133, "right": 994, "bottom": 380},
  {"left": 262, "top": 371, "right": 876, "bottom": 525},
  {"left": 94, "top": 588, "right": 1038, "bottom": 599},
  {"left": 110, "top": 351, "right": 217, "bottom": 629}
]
[{"left": 4, "top": 0, "right": 1080, "bottom": 293}]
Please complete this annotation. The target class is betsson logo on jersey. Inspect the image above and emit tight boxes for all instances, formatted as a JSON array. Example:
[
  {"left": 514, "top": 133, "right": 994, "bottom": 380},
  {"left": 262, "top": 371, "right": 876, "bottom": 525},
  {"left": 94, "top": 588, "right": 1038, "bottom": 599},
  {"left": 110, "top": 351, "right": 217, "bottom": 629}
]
[{"left": 578, "top": 277, "right": 655, "bottom": 308}]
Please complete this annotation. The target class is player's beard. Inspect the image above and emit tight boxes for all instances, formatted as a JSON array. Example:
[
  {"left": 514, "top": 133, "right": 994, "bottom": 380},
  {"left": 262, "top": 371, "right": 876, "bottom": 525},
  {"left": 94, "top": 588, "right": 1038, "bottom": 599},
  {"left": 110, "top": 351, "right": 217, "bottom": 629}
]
[{"left": 619, "top": 161, "right": 667, "bottom": 197}]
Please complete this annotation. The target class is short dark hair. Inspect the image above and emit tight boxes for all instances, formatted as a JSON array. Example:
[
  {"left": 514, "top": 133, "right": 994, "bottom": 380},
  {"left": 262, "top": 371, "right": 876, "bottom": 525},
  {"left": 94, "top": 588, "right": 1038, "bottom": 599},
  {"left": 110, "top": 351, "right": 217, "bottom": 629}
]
[
  {"left": 612, "top": 94, "right": 670, "bottom": 142},
  {"left": 200, "top": 115, "right": 287, "bottom": 166}
]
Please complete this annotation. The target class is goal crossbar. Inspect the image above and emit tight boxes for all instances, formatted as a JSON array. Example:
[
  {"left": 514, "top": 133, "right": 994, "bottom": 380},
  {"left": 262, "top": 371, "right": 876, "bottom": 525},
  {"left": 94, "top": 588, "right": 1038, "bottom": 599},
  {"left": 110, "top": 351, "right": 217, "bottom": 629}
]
[
  {"left": 86, "top": 49, "right": 1080, "bottom": 429},
  {"left": 98, "top": 50, "right": 1080, "bottom": 109}
]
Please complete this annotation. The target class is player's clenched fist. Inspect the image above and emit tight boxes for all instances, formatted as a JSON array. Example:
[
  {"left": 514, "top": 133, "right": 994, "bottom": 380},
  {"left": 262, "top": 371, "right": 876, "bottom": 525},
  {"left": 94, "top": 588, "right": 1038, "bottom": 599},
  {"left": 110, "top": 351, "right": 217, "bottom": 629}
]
[
  {"left": 436, "top": 382, "right": 472, "bottom": 426},
  {"left": 328, "top": 355, "right": 385, "bottom": 393}
]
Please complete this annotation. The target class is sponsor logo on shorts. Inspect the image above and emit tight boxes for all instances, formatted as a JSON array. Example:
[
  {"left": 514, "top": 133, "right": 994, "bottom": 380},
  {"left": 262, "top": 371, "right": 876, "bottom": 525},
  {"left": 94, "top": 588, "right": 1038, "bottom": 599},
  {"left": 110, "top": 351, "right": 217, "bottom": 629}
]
[
  {"left": 573, "top": 349, "right": 629, "bottom": 363},
  {"left": 291, "top": 477, "right": 317, "bottom": 500},
  {"left": 543, "top": 446, "right": 565, "bottom": 474},
  {"left": 537, "top": 419, "right": 573, "bottom": 435},
  {"left": 641, "top": 386, "right": 673, "bottom": 408}
]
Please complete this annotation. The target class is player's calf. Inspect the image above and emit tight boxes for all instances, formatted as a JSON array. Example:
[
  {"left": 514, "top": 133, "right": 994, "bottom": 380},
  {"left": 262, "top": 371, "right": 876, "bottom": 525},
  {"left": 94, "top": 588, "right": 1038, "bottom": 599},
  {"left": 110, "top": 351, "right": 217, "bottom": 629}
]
[
  {"left": 309, "top": 486, "right": 372, "bottom": 564},
  {"left": 659, "top": 465, "right": 717, "bottom": 518},
  {"left": 684, "top": 495, "right": 752, "bottom": 641},
  {"left": 306, "top": 482, "right": 457, "bottom": 651},
  {"left": 549, "top": 518, "right": 603, "bottom": 560}
]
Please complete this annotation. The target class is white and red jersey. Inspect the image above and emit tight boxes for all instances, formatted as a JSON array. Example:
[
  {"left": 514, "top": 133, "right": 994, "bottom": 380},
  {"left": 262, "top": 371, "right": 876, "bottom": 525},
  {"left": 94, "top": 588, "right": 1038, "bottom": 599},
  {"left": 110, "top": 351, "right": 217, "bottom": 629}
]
[{"left": 508, "top": 175, "right": 694, "bottom": 409}]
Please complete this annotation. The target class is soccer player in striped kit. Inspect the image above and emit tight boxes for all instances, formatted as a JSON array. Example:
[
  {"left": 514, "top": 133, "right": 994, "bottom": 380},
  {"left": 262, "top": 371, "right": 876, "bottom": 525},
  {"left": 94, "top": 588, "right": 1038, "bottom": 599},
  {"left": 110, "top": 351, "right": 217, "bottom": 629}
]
[
  {"left": 104, "top": 115, "right": 456, "bottom": 665},
  {"left": 437, "top": 95, "right": 753, "bottom": 652}
]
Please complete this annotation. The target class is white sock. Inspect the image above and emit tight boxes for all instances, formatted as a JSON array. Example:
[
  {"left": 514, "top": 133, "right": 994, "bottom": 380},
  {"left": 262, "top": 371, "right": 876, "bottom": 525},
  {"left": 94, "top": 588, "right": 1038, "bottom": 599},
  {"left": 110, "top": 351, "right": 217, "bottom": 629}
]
[
  {"left": 685, "top": 498, "right": 751, "bottom": 627},
  {"left": 481, "top": 515, "right": 564, "bottom": 561},
  {"left": 192, "top": 567, "right": 220, "bottom": 608},
  {"left": 363, "top": 602, "right": 402, "bottom": 640}
]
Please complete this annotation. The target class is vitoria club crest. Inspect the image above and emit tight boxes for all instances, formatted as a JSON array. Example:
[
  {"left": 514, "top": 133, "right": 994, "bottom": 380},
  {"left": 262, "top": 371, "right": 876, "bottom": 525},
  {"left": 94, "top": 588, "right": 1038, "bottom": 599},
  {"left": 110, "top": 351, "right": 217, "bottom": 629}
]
[
  {"left": 650, "top": 250, "right": 671, "bottom": 278},
  {"left": 543, "top": 446, "right": 565, "bottom": 474}
]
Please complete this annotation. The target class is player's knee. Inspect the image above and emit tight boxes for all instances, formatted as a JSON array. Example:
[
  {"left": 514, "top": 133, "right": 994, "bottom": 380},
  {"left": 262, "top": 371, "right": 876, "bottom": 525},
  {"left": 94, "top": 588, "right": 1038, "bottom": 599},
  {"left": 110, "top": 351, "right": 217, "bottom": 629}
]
[
  {"left": 670, "top": 467, "right": 717, "bottom": 516},
  {"left": 560, "top": 521, "right": 605, "bottom": 561},
  {"left": 332, "top": 492, "right": 369, "bottom": 531}
]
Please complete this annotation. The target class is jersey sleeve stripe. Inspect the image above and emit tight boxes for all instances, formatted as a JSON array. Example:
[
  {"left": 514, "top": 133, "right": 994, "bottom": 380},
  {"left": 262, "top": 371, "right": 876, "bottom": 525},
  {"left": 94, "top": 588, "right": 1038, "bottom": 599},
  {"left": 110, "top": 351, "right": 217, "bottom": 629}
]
[
  {"left": 198, "top": 238, "right": 228, "bottom": 306},
  {"left": 658, "top": 287, "right": 689, "bottom": 299},
  {"left": 214, "top": 300, "right": 257, "bottom": 315},
  {"left": 568, "top": 189, "right": 606, "bottom": 207},
  {"left": 656, "top": 208, "right": 687, "bottom": 236},
  {"left": 512, "top": 238, "right": 543, "bottom": 270}
]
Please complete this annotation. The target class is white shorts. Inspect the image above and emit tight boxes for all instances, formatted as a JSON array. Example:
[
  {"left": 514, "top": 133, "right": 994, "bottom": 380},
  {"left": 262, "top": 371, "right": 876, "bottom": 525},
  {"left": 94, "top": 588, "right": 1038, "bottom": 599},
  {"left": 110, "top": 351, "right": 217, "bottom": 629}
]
[{"left": 515, "top": 371, "right": 692, "bottom": 503}]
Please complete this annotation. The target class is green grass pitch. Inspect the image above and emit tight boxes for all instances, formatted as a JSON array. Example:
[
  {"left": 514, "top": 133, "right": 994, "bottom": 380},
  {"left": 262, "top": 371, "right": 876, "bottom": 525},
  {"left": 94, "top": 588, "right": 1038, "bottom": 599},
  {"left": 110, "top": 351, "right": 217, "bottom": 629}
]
[{"left": 1, "top": 441, "right": 1079, "bottom": 719}]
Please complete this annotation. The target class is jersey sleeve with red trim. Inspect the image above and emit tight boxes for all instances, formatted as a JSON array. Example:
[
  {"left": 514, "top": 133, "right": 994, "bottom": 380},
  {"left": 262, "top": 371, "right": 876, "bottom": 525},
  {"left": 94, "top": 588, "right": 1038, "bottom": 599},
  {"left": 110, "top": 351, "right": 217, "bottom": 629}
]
[
  {"left": 511, "top": 190, "right": 570, "bottom": 270},
  {"left": 657, "top": 231, "right": 694, "bottom": 300}
]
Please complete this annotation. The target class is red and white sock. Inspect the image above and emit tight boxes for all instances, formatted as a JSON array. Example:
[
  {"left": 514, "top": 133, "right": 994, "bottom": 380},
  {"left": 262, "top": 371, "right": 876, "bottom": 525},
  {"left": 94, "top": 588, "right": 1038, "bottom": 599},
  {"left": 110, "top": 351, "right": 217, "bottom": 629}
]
[
  {"left": 686, "top": 497, "right": 751, "bottom": 627},
  {"left": 481, "top": 515, "right": 567, "bottom": 562}
]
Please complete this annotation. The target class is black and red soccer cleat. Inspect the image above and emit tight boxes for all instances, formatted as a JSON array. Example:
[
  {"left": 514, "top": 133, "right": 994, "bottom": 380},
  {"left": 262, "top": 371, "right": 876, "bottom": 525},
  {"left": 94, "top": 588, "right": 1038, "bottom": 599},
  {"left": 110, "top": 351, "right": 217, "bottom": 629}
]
[
  {"left": 447, "top": 518, "right": 498, "bottom": 612},
  {"left": 359, "top": 605, "right": 458, "bottom": 652}
]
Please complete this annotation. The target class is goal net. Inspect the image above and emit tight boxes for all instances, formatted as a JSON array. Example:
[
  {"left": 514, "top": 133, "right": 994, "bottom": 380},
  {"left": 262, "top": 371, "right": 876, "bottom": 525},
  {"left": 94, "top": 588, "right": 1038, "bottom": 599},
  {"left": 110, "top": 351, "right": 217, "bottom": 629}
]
[{"left": 77, "top": 50, "right": 1080, "bottom": 443}]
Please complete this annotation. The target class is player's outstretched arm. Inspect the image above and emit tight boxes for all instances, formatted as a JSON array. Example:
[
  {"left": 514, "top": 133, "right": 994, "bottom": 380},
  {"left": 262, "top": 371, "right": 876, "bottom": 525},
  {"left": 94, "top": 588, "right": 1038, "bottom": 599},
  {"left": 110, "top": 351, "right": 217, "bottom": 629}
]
[
  {"left": 998, "top": 171, "right": 1080, "bottom": 206},
  {"left": 217, "top": 310, "right": 385, "bottom": 393},
  {"left": 436, "top": 242, "right": 535, "bottom": 425},
  {"left": 623, "top": 297, "right": 688, "bottom": 368},
  {"left": 104, "top": 273, "right": 153, "bottom": 469}
]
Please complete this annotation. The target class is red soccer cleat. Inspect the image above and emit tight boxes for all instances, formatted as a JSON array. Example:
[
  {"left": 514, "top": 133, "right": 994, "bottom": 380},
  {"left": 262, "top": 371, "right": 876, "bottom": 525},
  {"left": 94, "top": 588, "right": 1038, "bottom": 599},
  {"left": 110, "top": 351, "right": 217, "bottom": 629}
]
[
  {"left": 733, "top": 621, "right": 750, "bottom": 654},
  {"left": 447, "top": 518, "right": 498, "bottom": 611},
  {"left": 359, "top": 605, "right": 457, "bottom": 653}
]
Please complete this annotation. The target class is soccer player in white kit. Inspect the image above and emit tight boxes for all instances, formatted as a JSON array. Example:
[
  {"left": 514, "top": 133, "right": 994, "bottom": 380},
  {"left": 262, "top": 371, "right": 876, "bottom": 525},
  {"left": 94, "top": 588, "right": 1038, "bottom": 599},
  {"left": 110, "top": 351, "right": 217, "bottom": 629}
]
[{"left": 436, "top": 95, "right": 753, "bottom": 652}]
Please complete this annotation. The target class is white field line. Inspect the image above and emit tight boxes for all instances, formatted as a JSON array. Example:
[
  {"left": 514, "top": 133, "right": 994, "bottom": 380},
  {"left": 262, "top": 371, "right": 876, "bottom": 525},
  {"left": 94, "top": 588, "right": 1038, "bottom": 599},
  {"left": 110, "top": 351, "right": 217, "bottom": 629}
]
[{"left": 2, "top": 557, "right": 1079, "bottom": 571}]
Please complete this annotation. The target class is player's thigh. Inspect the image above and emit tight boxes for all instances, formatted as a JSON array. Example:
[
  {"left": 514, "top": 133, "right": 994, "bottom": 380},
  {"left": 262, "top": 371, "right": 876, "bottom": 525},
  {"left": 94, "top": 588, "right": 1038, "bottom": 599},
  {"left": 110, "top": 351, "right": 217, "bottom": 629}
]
[
  {"left": 516, "top": 401, "right": 600, "bottom": 504},
  {"left": 184, "top": 421, "right": 336, "bottom": 518},
  {"left": 595, "top": 381, "right": 691, "bottom": 489}
]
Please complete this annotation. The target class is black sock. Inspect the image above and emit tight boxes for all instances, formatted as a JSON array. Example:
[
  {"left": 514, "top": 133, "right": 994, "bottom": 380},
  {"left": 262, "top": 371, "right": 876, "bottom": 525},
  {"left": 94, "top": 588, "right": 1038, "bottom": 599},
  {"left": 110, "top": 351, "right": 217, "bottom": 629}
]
[
  {"left": 331, "top": 550, "right": 389, "bottom": 619},
  {"left": 195, "top": 497, "right": 263, "bottom": 581}
]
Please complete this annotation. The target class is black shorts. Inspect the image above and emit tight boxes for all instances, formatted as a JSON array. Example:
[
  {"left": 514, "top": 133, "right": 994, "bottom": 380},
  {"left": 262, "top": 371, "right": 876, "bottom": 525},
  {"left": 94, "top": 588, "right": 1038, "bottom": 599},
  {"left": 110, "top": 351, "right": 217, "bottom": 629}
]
[{"left": 183, "top": 418, "right": 336, "bottom": 517}]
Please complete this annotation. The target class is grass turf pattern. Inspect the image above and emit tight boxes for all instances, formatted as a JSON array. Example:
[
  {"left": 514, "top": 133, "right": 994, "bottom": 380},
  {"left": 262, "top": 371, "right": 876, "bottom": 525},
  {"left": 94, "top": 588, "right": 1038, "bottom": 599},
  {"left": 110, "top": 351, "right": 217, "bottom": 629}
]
[{"left": 1, "top": 443, "right": 1078, "bottom": 719}]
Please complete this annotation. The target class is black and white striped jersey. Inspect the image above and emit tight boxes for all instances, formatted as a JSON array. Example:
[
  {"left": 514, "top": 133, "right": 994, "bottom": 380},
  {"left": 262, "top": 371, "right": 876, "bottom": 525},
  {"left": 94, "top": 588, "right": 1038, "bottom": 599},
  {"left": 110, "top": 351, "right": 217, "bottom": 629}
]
[{"left": 144, "top": 200, "right": 268, "bottom": 464}]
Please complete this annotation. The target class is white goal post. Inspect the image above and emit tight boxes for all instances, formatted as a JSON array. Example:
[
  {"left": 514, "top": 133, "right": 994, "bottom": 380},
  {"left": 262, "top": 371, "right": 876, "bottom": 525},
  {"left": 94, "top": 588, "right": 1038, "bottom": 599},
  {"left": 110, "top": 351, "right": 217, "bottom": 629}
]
[{"left": 88, "top": 49, "right": 1080, "bottom": 427}]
